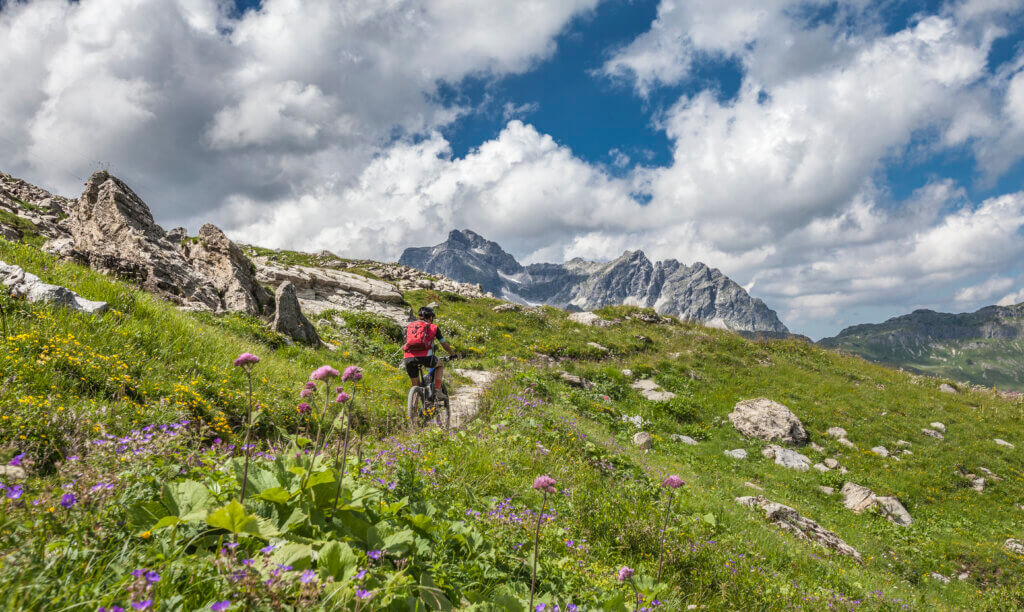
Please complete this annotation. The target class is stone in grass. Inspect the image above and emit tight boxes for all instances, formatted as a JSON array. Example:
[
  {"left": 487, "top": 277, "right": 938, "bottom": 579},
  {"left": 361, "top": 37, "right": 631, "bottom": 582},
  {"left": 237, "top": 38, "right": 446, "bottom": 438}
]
[
  {"left": 838, "top": 438, "right": 858, "bottom": 449},
  {"left": 959, "top": 471, "right": 986, "bottom": 493},
  {"left": 871, "top": 446, "right": 889, "bottom": 458},
  {"left": 735, "top": 496, "right": 861, "bottom": 561},
  {"left": 1005, "top": 539, "right": 1024, "bottom": 555},
  {"left": 670, "top": 434, "right": 698, "bottom": 445},
  {"left": 930, "top": 422, "right": 946, "bottom": 433},
  {"left": 729, "top": 398, "right": 808, "bottom": 445},
  {"left": 761, "top": 445, "right": 811, "bottom": 471},
  {"left": 921, "top": 428, "right": 944, "bottom": 440},
  {"left": 631, "top": 379, "right": 676, "bottom": 402},
  {"left": 492, "top": 303, "right": 520, "bottom": 312},
  {"left": 896, "top": 440, "right": 912, "bottom": 447},
  {"left": 994, "top": 438, "right": 1015, "bottom": 449},
  {"left": 819, "top": 486, "right": 835, "bottom": 495},
  {"left": 874, "top": 496, "right": 913, "bottom": 526},
  {"left": 939, "top": 383, "right": 958, "bottom": 394},
  {"left": 813, "top": 463, "right": 830, "bottom": 473},
  {"left": 587, "top": 341, "right": 610, "bottom": 352},
  {"left": 824, "top": 458, "right": 840, "bottom": 469},
  {"left": 977, "top": 467, "right": 1002, "bottom": 482},
  {"left": 931, "top": 573, "right": 951, "bottom": 584},
  {"left": 632, "top": 431, "right": 653, "bottom": 450},
  {"left": 841, "top": 482, "right": 877, "bottom": 513},
  {"left": 0, "top": 465, "right": 27, "bottom": 480},
  {"left": 743, "top": 481, "right": 764, "bottom": 491},
  {"left": 724, "top": 449, "right": 748, "bottom": 460},
  {"left": 826, "top": 427, "right": 848, "bottom": 439},
  {"left": 810, "top": 442, "right": 825, "bottom": 453}
]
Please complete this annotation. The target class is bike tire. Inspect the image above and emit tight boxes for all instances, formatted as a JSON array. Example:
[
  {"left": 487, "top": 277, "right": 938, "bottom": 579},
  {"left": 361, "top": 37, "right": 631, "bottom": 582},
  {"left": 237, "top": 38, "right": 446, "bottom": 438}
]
[
  {"left": 407, "top": 386, "right": 425, "bottom": 427},
  {"left": 437, "top": 383, "right": 451, "bottom": 430}
]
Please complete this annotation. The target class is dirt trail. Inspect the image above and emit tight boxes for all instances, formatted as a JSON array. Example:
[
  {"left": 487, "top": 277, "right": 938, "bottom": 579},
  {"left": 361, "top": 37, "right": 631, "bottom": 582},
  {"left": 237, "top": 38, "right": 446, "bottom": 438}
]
[{"left": 449, "top": 369, "right": 497, "bottom": 428}]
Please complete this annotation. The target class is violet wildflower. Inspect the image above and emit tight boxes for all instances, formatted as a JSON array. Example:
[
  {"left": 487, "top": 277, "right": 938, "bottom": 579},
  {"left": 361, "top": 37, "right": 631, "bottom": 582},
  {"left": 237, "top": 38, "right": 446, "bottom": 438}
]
[
  {"left": 300, "top": 569, "right": 316, "bottom": 584},
  {"left": 260, "top": 544, "right": 275, "bottom": 554},
  {"left": 356, "top": 589, "right": 373, "bottom": 600},
  {"left": 529, "top": 475, "right": 556, "bottom": 610},
  {"left": 144, "top": 570, "right": 160, "bottom": 583},
  {"left": 131, "top": 601, "right": 152, "bottom": 610},
  {"left": 6, "top": 484, "right": 23, "bottom": 500},
  {"left": 310, "top": 365, "right": 340, "bottom": 381},
  {"left": 9, "top": 452, "right": 25, "bottom": 466},
  {"left": 355, "top": 569, "right": 367, "bottom": 580},
  {"left": 342, "top": 366, "right": 363, "bottom": 382},
  {"left": 661, "top": 475, "right": 684, "bottom": 489},
  {"left": 130, "top": 569, "right": 146, "bottom": 578},
  {"left": 211, "top": 602, "right": 231, "bottom": 612},
  {"left": 304, "top": 381, "right": 317, "bottom": 390},
  {"left": 60, "top": 493, "right": 77, "bottom": 508},
  {"left": 336, "top": 392, "right": 350, "bottom": 403},
  {"left": 233, "top": 353, "right": 260, "bottom": 367},
  {"left": 367, "top": 550, "right": 382, "bottom": 560}
]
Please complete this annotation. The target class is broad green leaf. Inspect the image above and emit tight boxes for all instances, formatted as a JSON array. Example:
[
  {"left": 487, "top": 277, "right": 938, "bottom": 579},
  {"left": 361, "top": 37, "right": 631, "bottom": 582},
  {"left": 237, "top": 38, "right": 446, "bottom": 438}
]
[
  {"left": 270, "top": 542, "right": 312, "bottom": 571},
  {"left": 206, "top": 501, "right": 262, "bottom": 536},
  {"left": 382, "top": 529, "right": 415, "bottom": 556},
  {"left": 127, "top": 501, "right": 168, "bottom": 529},
  {"left": 279, "top": 507, "right": 308, "bottom": 533},
  {"left": 303, "top": 469, "right": 336, "bottom": 490},
  {"left": 418, "top": 571, "right": 453, "bottom": 610},
  {"left": 317, "top": 541, "right": 358, "bottom": 581},
  {"left": 701, "top": 512, "right": 717, "bottom": 528},
  {"left": 163, "top": 480, "right": 213, "bottom": 520},
  {"left": 152, "top": 515, "right": 183, "bottom": 531},
  {"left": 258, "top": 487, "right": 291, "bottom": 504}
]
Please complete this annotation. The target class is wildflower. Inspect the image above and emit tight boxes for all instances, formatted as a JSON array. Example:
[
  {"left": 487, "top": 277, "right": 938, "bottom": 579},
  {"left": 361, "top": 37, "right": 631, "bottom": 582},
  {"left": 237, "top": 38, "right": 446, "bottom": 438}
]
[
  {"left": 356, "top": 589, "right": 373, "bottom": 600},
  {"left": 60, "top": 493, "right": 77, "bottom": 509},
  {"left": 367, "top": 550, "right": 382, "bottom": 560},
  {"left": 241, "top": 559, "right": 254, "bottom": 566},
  {"left": 342, "top": 366, "right": 363, "bottom": 382},
  {"left": 304, "top": 381, "right": 317, "bottom": 390},
  {"left": 260, "top": 544, "right": 275, "bottom": 554},
  {"left": 299, "top": 388, "right": 313, "bottom": 398},
  {"left": 140, "top": 531, "right": 151, "bottom": 539},
  {"left": 617, "top": 566, "right": 635, "bottom": 582},
  {"left": 144, "top": 570, "right": 160, "bottom": 583},
  {"left": 297, "top": 403, "right": 311, "bottom": 413},
  {"left": 661, "top": 475, "right": 684, "bottom": 489},
  {"left": 300, "top": 569, "right": 316, "bottom": 584},
  {"left": 532, "top": 475, "right": 556, "bottom": 494},
  {"left": 211, "top": 602, "right": 231, "bottom": 612},
  {"left": 131, "top": 601, "right": 152, "bottom": 610},
  {"left": 310, "top": 366, "right": 340, "bottom": 381},
  {"left": 6, "top": 484, "right": 23, "bottom": 500},
  {"left": 336, "top": 392, "right": 350, "bottom": 403},
  {"left": 536, "top": 605, "right": 546, "bottom": 611},
  {"left": 9, "top": 452, "right": 25, "bottom": 466},
  {"left": 355, "top": 569, "right": 367, "bottom": 580},
  {"left": 232, "top": 353, "right": 260, "bottom": 367},
  {"left": 130, "top": 569, "right": 146, "bottom": 578}
]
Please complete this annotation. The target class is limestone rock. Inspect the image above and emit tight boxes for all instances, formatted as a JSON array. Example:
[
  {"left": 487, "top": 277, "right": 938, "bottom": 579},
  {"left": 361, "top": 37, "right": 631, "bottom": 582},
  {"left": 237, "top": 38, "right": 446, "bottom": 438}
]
[
  {"left": 166, "top": 227, "right": 187, "bottom": 243},
  {"left": 0, "top": 224, "right": 21, "bottom": 241},
  {"left": 939, "top": 383, "right": 958, "bottom": 394},
  {"left": 671, "top": 434, "right": 698, "bottom": 445},
  {"left": 813, "top": 463, "right": 829, "bottom": 473},
  {"left": 0, "top": 465, "right": 27, "bottom": 480},
  {"left": 961, "top": 472, "right": 986, "bottom": 492},
  {"left": 729, "top": 398, "right": 808, "bottom": 445},
  {"left": 810, "top": 442, "right": 825, "bottom": 453},
  {"left": 841, "top": 482, "right": 876, "bottom": 513},
  {"left": 620, "top": 369, "right": 633, "bottom": 377},
  {"left": 896, "top": 440, "right": 912, "bottom": 447},
  {"left": 568, "top": 311, "right": 613, "bottom": 327},
  {"left": 271, "top": 282, "right": 320, "bottom": 346},
  {"left": 559, "top": 372, "right": 594, "bottom": 390},
  {"left": 977, "top": 467, "right": 1002, "bottom": 482},
  {"left": 181, "top": 224, "right": 273, "bottom": 314},
  {"left": 819, "top": 486, "right": 835, "bottom": 495},
  {"left": 921, "top": 428, "right": 944, "bottom": 440},
  {"left": 994, "top": 438, "right": 1015, "bottom": 449},
  {"left": 492, "top": 303, "right": 520, "bottom": 312},
  {"left": 632, "top": 431, "right": 653, "bottom": 449},
  {"left": 631, "top": 379, "right": 676, "bottom": 401},
  {"left": 724, "top": 449, "right": 748, "bottom": 460},
  {"left": 838, "top": 438, "right": 857, "bottom": 449},
  {"left": 826, "top": 427, "right": 848, "bottom": 439},
  {"left": 743, "top": 481, "right": 764, "bottom": 491},
  {"left": 824, "top": 458, "right": 840, "bottom": 469},
  {"left": 1005, "top": 539, "right": 1024, "bottom": 555},
  {"left": 735, "top": 496, "right": 861, "bottom": 561},
  {"left": 761, "top": 444, "right": 811, "bottom": 471},
  {"left": 930, "top": 422, "right": 946, "bottom": 433},
  {"left": 871, "top": 446, "right": 889, "bottom": 458},
  {"left": 931, "top": 573, "right": 951, "bottom": 584},
  {"left": 875, "top": 496, "right": 913, "bottom": 526},
  {"left": 1, "top": 260, "right": 107, "bottom": 314},
  {"left": 587, "top": 341, "right": 610, "bottom": 352}
]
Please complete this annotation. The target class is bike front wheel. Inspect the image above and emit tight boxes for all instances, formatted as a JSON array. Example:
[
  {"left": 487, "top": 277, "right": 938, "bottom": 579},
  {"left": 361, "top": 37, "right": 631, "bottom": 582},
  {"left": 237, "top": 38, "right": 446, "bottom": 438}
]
[
  {"left": 435, "top": 383, "right": 450, "bottom": 430},
  {"left": 407, "top": 386, "right": 426, "bottom": 427}
]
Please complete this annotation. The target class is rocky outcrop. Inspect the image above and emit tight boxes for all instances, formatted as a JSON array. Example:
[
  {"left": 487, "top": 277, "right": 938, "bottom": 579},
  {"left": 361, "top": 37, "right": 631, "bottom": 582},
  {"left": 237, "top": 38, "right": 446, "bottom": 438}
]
[
  {"left": 568, "top": 311, "right": 613, "bottom": 327},
  {"left": 0, "top": 172, "right": 71, "bottom": 241},
  {"left": 1, "top": 260, "right": 107, "bottom": 314},
  {"left": 630, "top": 379, "right": 676, "bottom": 401},
  {"left": 729, "top": 398, "right": 809, "bottom": 445},
  {"left": 272, "top": 282, "right": 320, "bottom": 345},
  {"left": 840, "top": 482, "right": 913, "bottom": 526},
  {"left": 44, "top": 172, "right": 267, "bottom": 314},
  {"left": 255, "top": 258, "right": 411, "bottom": 325},
  {"left": 400, "top": 230, "right": 789, "bottom": 333},
  {"left": 761, "top": 444, "right": 811, "bottom": 471},
  {"left": 735, "top": 496, "right": 862, "bottom": 561}
]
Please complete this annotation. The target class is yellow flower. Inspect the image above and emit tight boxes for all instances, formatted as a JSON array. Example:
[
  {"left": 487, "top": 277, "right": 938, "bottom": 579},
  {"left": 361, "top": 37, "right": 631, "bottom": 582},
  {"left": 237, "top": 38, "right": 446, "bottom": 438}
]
[{"left": 140, "top": 530, "right": 152, "bottom": 539}]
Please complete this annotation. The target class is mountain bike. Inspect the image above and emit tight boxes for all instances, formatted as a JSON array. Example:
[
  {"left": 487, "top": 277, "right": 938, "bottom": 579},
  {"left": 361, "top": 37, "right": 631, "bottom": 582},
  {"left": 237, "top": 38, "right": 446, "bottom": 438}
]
[{"left": 407, "top": 355, "right": 453, "bottom": 430}]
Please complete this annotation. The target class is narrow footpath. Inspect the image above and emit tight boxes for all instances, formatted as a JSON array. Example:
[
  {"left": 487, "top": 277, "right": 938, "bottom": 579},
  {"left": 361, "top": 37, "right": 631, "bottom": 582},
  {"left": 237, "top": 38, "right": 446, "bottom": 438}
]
[{"left": 449, "top": 369, "right": 498, "bottom": 428}]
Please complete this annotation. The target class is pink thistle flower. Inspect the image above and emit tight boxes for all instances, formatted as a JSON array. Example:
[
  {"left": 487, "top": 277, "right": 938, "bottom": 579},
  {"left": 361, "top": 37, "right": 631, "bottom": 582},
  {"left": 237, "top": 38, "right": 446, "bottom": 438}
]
[
  {"left": 297, "top": 403, "right": 310, "bottom": 414},
  {"left": 304, "top": 381, "right": 317, "bottom": 390},
  {"left": 661, "top": 475, "right": 684, "bottom": 489},
  {"left": 310, "top": 366, "right": 340, "bottom": 381},
  {"left": 532, "top": 475, "right": 556, "bottom": 494},
  {"left": 233, "top": 353, "right": 259, "bottom": 367},
  {"left": 342, "top": 366, "right": 363, "bottom": 382},
  {"left": 299, "top": 388, "right": 313, "bottom": 398},
  {"left": 336, "top": 392, "right": 351, "bottom": 403},
  {"left": 617, "top": 566, "right": 634, "bottom": 582}
]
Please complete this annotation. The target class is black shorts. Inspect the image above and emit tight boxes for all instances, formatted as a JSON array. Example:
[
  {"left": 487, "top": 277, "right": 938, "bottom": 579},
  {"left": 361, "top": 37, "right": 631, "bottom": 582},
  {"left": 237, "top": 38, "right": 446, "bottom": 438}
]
[{"left": 403, "top": 355, "right": 438, "bottom": 379}]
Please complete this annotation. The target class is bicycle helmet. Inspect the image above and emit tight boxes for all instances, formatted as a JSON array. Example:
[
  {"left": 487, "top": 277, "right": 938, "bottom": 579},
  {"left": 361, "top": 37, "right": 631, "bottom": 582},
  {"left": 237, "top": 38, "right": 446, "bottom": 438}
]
[{"left": 418, "top": 305, "right": 435, "bottom": 319}]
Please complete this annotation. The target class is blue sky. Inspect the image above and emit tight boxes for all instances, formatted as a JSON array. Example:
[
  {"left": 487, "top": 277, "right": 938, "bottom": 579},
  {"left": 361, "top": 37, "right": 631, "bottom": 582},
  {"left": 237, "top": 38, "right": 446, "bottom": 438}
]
[{"left": 2, "top": 0, "right": 1024, "bottom": 338}]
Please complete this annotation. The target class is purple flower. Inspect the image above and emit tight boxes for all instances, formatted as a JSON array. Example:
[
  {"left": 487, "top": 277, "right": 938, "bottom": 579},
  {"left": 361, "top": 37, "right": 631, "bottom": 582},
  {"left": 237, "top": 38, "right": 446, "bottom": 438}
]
[
  {"left": 535, "top": 605, "right": 546, "bottom": 611},
  {"left": 211, "top": 602, "right": 231, "bottom": 612},
  {"left": 300, "top": 569, "right": 316, "bottom": 584},
  {"left": 367, "top": 550, "right": 382, "bottom": 560},
  {"left": 241, "top": 559, "right": 254, "bottom": 566},
  {"left": 233, "top": 353, "right": 260, "bottom": 367},
  {"left": 617, "top": 566, "right": 634, "bottom": 582},
  {"left": 130, "top": 569, "right": 146, "bottom": 578},
  {"left": 60, "top": 493, "right": 77, "bottom": 508},
  {"left": 260, "top": 544, "right": 275, "bottom": 554},
  {"left": 100, "top": 607, "right": 126, "bottom": 612},
  {"left": 9, "top": 452, "right": 25, "bottom": 466},
  {"left": 356, "top": 589, "right": 373, "bottom": 600},
  {"left": 532, "top": 475, "right": 556, "bottom": 494},
  {"left": 299, "top": 388, "right": 313, "bottom": 398},
  {"left": 355, "top": 569, "right": 367, "bottom": 580},
  {"left": 131, "top": 601, "right": 152, "bottom": 610},
  {"left": 144, "top": 570, "right": 160, "bottom": 583},
  {"left": 297, "top": 403, "right": 311, "bottom": 414},
  {"left": 566, "top": 606, "right": 578, "bottom": 612},
  {"left": 661, "top": 475, "right": 684, "bottom": 489},
  {"left": 336, "top": 392, "right": 350, "bottom": 403},
  {"left": 342, "top": 366, "right": 363, "bottom": 382},
  {"left": 310, "top": 366, "right": 340, "bottom": 381},
  {"left": 304, "top": 381, "right": 317, "bottom": 390},
  {"left": 6, "top": 485, "right": 23, "bottom": 500}
]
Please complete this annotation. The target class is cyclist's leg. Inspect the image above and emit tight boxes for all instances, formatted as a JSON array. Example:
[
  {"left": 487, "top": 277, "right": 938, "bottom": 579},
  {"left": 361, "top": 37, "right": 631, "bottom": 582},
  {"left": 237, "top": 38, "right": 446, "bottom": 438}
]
[{"left": 403, "top": 358, "right": 421, "bottom": 388}]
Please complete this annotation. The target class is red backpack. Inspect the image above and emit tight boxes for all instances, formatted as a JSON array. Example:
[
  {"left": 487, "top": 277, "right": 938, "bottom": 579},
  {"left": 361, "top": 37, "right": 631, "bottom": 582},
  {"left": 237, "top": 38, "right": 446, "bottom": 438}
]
[{"left": 403, "top": 320, "right": 435, "bottom": 353}]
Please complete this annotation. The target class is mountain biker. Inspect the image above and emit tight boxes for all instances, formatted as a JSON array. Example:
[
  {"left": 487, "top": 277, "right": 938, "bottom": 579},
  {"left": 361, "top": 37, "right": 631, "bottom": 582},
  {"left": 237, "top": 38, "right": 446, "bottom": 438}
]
[{"left": 403, "top": 305, "right": 457, "bottom": 398}]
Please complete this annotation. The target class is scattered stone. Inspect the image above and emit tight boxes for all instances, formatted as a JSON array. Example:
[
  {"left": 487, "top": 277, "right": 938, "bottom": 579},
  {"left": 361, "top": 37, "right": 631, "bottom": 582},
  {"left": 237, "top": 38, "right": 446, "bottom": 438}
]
[
  {"left": 874, "top": 496, "right": 913, "bottom": 526},
  {"left": 631, "top": 379, "right": 676, "bottom": 401},
  {"left": 670, "top": 434, "right": 698, "bottom": 445},
  {"left": 0, "top": 224, "right": 22, "bottom": 241},
  {"left": 896, "top": 440, "right": 912, "bottom": 447},
  {"left": 810, "top": 442, "right": 825, "bottom": 453},
  {"left": 826, "top": 427, "right": 848, "bottom": 439},
  {"left": 841, "top": 483, "right": 877, "bottom": 513},
  {"left": 0, "top": 260, "right": 108, "bottom": 314},
  {"left": 271, "top": 281, "right": 321, "bottom": 345},
  {"left": 957, "top": 572, "right": 970, "bottom": 581},
  {"left": 978, "top": 467, "right": 1003, "bottom": 482},
  {"left": 729, "top": 398, "right": 809, "bottom": 445},
  {"left": 813, "top": 463, "right": 830, "bottom": 473},
  {"left": 994, "top": 438, "right": 1015, "bottom": 449},
  {"left": 819, "top": 486, "right": 835, "bottom": 495},
  {"left": 921, "top": 428, "right": 944, "bottom": 440},
  {"left": 586, "top": 341, "right": 610, "bottom": 352},
  {"left": 761, "top": 444, "right": 811, "bottom": 471},
  {"left": 824, "top": 458, "right": 840, "bottom": 469},
  {"left": 743, "top": 481, "right": 764, "bottom": 491},
  {"left": 838, "top": 438, "right": 857, "bottom": 449},
  {"left": 930, "top": 422, "right": 946, "bottom": 433},
  {"left": 1005, "top": 539, "right": 1024, "bottom": 555},
  {"left": 568, "top": 311, "right": 613, "bottom": 327},
  {"left": 724, "top": 449, "right": 748, "bottom": 460},
  {"left": 931, "top": 573, "right": 951, "bottom": 584},
  {"left": 620, "top": 369, "right": 633, "bottom": 377},
  {"left": 871, "top": 446, "right": 889, "bottom": 458},
  {"left": 559, "top": 372, "right": 594, "bottom": 390},
  {"left": 735, "top": 496, "right": 861, "bottom": 561},
  {"left": 939, "top": 383, "right": 958, "bottom": 394},
  {"left": 959, "top": 471, "right": 986, "bottom": 493},
  {"left": 0, "top": 465, "right": 27, "bottom": 480},
  {"left": 492, "top": 303, "right": 520, "bottom": 312},
  {"left": 632, "top": 431, "right": 653, "bottom": 450},
  {"left": 901, "top": 449, "right": 913, "bottom": 456}
]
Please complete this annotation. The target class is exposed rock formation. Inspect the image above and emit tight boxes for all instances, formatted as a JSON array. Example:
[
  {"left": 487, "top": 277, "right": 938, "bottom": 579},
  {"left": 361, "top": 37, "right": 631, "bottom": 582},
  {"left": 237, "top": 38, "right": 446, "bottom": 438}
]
[
  {"left": 631, "top": 379, "right": 676, "bottom": 401},
  {"left": 729, "top": 398, "right": 809, "bottom": 445},
  {"left": 840, "top": 482, "right": 913, "bottom": 526},
  {"left": 1, "top": 261, "right": 107, "bottom": 314},
  {"left": 181, "top": 224, "right": 273, "bottom": 314},
  {"left": 400, "top": 230, "right": 788, "bottom": 333},
  {"left": 272, "top": 282, "right": 320, "bottom": 345},
  {"left": 735, "top": 496, "right": 862, "bottom": 561},
  {"left": 568, "top": 311, "right": 613, "bottom": 327},
  {"left": 761, "top": 444, "right": 811, "bottom": 471},
  {"left": 632, "top": 431, "right": 652, "bottom": 449}
]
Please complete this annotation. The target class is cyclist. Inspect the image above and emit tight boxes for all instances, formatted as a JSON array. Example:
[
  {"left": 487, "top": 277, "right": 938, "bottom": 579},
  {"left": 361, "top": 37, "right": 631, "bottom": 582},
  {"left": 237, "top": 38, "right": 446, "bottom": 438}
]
[{"left": 403, "top": 305, "right": 457, "bottom": 398}]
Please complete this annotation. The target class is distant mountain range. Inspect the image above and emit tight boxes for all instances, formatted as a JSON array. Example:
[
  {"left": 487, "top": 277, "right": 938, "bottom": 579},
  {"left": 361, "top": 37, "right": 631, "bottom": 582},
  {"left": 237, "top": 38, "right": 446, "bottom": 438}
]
[
  {"left": 819, "top": 303, "right": 1024, "bottom": 391},
  {"left": 399, "top": 229, "right": 789, "bottom": 333}
]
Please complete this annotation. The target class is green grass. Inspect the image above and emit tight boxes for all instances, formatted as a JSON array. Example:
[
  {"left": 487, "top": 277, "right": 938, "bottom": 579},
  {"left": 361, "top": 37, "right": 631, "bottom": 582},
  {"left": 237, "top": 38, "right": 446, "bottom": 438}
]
[{"left": 1, "top": 238, "right": 1023, "bottom": 610}]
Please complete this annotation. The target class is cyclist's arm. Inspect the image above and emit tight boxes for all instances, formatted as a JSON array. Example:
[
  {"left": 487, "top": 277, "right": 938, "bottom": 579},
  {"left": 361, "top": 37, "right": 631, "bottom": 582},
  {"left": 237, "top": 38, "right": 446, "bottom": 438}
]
[{"left": 435, "top": 330, "right": 457, "bottom": 356}]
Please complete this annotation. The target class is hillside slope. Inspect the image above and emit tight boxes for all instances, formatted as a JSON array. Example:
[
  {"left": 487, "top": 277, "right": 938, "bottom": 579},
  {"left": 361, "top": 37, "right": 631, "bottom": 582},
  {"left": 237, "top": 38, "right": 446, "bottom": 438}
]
[
  {"left": 819, "top": 304, "right": 1024, "bottom": 392},
  {"left": 1, "top": 237, "right": 1023, "bottom": 610}
]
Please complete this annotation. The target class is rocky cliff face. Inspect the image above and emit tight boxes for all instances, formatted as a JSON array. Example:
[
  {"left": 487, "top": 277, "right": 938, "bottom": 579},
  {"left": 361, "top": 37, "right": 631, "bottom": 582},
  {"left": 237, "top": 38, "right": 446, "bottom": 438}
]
[{"left": 400, "top": 229, "right": 789, "bottom": 333}]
